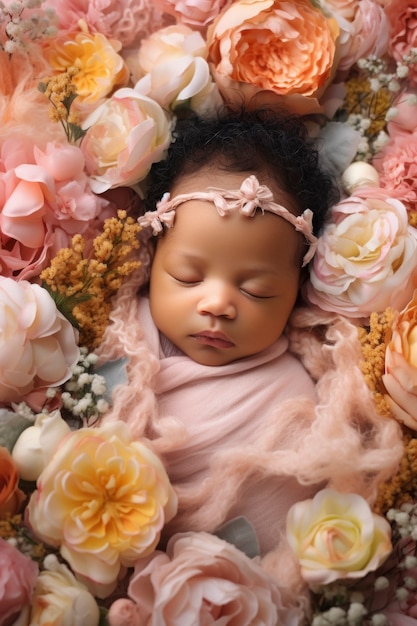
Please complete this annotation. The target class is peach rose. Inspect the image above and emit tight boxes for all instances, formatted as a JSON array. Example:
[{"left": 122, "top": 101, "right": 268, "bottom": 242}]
[
  {"left": 383, "top": 291, "right": 417, "bottom": 429},
  {"left": 306, "top": 187, "right": 417, "bottom": 318},
  {"left": 30, "top": 555, "right": 100, "bottom": 626},
  {"left": 46, "top": 22, "right": 129, "bottom": 103},
  {"left": 0, "top": 278, "right": 79, "bottom": 404},
  {"left": 386, "top": 0, "right": 417, "bottom": 86},
  {"left": 286, "top": 489, "right": 392, "bottom": 585},
  {"left": 81, "top": 88, "right": 172, "bottom": 193},
  {"left": 207, "top": 0, "right": 339, "bottom": 114},
  {"left": 0, "top": 446, "right": 25, "bottom": 517},
  {"left": 0, "top": 537, "right": 38, "bottom": 626},
  {"left": 130, "top": 24, "right": 222, "bottom": 113},
  {"left": 115, "top": 532, "right": 294, "bottom": 626},
  {"left": 27, "top": 422, "right": 178, "bottom": 598}
]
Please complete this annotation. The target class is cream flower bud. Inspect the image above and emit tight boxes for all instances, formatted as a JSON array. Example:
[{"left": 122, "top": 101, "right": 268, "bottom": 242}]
[
  {"left": 342, "top": 161, "right": 380, "bottom": 194},
  {"left": 12, "top": 410, "right": 70, "bottom": 482}
]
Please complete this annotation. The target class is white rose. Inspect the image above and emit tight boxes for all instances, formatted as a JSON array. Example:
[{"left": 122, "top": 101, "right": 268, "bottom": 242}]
[
  {"left": 30, "top": 555, "right": 100, "bottom": 626},
  {"left": 12, "top": 410, "right": 70, "bottom": 481}
]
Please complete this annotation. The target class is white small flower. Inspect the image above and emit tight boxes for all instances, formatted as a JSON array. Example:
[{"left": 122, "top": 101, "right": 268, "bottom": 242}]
[
  {"left": 347, "top": 602, "right": 367, "bottom": 623},
  {"left": 404, "top": 576, "right": 417, "bottom": 590},
  {"left": 396, "top": 587, "right": 410, "bottom": 602},
  {"left": 374, "top": 576, "right": 389, "bottom": 591},
  {"left": 371, "top": 615, "right": 388, "bottom": 626},
  {"left": 403, "top": 555, "right": 417, "bottom": 569}
]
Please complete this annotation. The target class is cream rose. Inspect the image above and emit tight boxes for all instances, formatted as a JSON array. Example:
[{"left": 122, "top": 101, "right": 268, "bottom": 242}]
[
  {"left": 29, "top": 555, "right": 100, "bottom": 626},
  {"left": 286, "top": 489, "right": 392, "bottom": 585},
  {"left": 306, "top": 187, "right": 417, "bottom": 318},
  {"left": 27, "top": 422, "right": 178, "bottom": 598},
  {"left": 207, "top": 0, "right": 339, "bottom": 114},
  {"left": 131, "top": 24, "right": 222, "bottom": 113},
  {"left": 113, "top": 532, "right": 293, "bottom": 625},
  {"left": 81, "top": 88, "right": 172, "bottom": 193},
  {"left": 12, "top": 410, "right": 70, "bottom": 482},
  {"left": 0, "top": 278, "right": 79, "bottom": 404},
  {"left": 383, "top": 291, "right": 417, "bottom": 429}
]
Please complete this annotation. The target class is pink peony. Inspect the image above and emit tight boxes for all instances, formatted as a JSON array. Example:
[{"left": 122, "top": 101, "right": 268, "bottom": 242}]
[
  {"left": 0, "top": 537, "right": 38, "bottom": 626},
  {"left": 322, "top": 0, "right": 389, "bottom": 73},
  {"left": 0, "top": 278, "right": 79, "bottom": 404},
  {"left": 373, "top": 130, "right": 417, "bottom": 213},
  {"left": 386, "top": 0, "right": 417, "bottom": 86},
  {"left": 306, "top": 186, "right": 417, "bottom": 318},
  {"left": 151, "top": 0, "right": 232, "bottom": 30},
  {"left": 114, "top": 532, "right": 296, "bottom": 625}
]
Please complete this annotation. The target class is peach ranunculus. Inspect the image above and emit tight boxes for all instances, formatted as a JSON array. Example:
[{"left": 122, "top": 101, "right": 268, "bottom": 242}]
[
  {"left": 108, "top": 532, "right": 294, "bottom": 626},
  {"left": 0, "top": 446, "right": 25, "bottom": 517},
  {"left": 0, "top": 537, "right": 38, "bottom": 626},
  {"left": 45, "top": 21, "right": 129, "bottom": 104},
  {"left": 151, "top": 0, "right": 232, "bottom": 30},
  {"left": 81, "top": 88, "right": 172, "bottom": 193},
  {"left": 373, "top": 130, "right": 417, "bottom": 214},
  {"left": 319, "top": 0, "right": 389, "bottom": 74},
  {"left": 382, "top": 291, "right": 417, "bottom": 429},
  {"left": 286, "top": 489, "right": 392, "bottom": 585},
  {"left": 27, "top": 422, "right": 178, "bottom": 599},
  {"left": 0, "top": 277, "right": 79, "bottom": 404},
  {"left": 30, "top": 554, "right": 100, "bottom": 626},
  {"left": 129, "top": 24, "right": 222, "bottom": 114},
  {"left": 305, "top": 186, "right": 417, "bottom": 318},
  {"left": 385, "top": 0, "right": 417, "bottom": 87},
  {"left": 206, "top": 0, "right": 339, "bottom": 115}
]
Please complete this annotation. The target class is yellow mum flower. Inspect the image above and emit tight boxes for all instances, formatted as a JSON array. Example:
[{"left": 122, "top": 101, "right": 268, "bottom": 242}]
[
  {"left": 27, "top": 422, "right": 178, "bottom": 599},
  {"left": 47, "top": 21, "right": 129, "bottom": 103}
]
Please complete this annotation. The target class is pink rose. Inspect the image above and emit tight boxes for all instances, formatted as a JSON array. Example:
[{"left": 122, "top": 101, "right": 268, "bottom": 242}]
[
  {"left": 386, "top": 0, "right": 417, "bottom": 86},
  {"left": 373, "top": 130, "right": 417, "bottom": 213},
  {"left": 81, "top": 88, "right": 172, "bottom": 193},
  {"left": 306, "top": 187, "right": 417, "bottom": 318},
  {"left": 120, "top": 532, "right": 295, "bottom": 625},
  {"left": 151, "top": 0, "right": 232, "bottom": 30},
  {"left": 0, "top": 278, "right": 79, "bottom": 404},
  {"left": 0, "top": 537, "right": 38, "bottom": 626},
  {"left": 383, "top": 291, "right": 417, "bottom": 429},
  {"left": 322, "top": 0, "right": 389, "bottom": 73},
  {"left": 207, "top": 0, "right": 339, "bottom": 115}
]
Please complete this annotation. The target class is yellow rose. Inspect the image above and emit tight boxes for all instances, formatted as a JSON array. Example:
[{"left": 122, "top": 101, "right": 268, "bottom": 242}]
[
  {"left": 286, "top": 489, "right": 392, "bottom": 585},
  {"left": 27, "top": 422, "right": 178, "bottom": 598},
  {"left": 30, "top": 555, "right": 100, "bottom": 626},
  {"left": 207, "top": 0, "right": 339, "bottom": 114},
  {"left": 46, "top": 22, "right": 129, "bottom": 103},
  {"left": 383, "top": 291, "right": 417, "bottom": 430}
]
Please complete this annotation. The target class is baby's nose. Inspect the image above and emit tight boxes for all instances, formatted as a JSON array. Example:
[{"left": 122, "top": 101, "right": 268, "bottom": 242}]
[{"left": 196, "top": 284, "right": 237, "bottom": 319}]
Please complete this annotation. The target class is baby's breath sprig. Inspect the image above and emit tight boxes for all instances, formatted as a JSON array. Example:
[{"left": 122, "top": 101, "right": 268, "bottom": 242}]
[
  {"left": 38, "top": 68, "right": 86, "bottom": 144},
  {"left": 41, "top": 210, "right": 142, "bottom": 349},
  {"left": 336, "top": 50, "right": 417, "bottom": 161},
  {"left": 0, "top": 0, "right": 57, "bottom": 54}
]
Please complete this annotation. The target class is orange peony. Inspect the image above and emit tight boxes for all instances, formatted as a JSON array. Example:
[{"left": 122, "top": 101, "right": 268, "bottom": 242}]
[
  {"left": 0, "top": 446, "right": 25, "bottom": 517},
  {"left": 207, "top": 0, "right": 339, "bottom": 114}
]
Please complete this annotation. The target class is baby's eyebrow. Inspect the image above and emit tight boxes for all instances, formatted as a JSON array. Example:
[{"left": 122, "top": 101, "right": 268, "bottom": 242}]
[{"left": 138, "top": 175, "right": 317, "bottom": 267}]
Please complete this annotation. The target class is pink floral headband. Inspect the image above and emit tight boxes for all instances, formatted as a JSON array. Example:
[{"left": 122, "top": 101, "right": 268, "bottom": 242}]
[{"left": 138, "top": 175, "right": 317, "bottom": 266}]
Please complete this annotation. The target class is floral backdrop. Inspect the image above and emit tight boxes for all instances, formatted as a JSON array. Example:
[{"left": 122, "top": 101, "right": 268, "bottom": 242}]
[{"left": 2, "top": 0, "right": 417, "bottom": 624}]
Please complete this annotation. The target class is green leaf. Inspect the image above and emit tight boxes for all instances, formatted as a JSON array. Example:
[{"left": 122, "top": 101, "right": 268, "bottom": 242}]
[{"left": 0, "top": 409, "right": 32, "bottom": 452}]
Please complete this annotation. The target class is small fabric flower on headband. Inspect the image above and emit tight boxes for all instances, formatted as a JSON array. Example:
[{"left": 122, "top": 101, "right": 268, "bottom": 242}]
[{"left": 138, "top": 175, "right": 317, "bottom": 265}]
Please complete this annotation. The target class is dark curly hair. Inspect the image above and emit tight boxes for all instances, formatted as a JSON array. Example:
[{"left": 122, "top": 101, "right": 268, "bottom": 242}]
[{"left": 143, "top": 107, "right": 339, "bottom": 236}]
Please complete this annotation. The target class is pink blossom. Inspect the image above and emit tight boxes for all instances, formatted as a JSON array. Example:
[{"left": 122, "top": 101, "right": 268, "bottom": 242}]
[
  {"left": 0, "top": 537, "right": 38, "bottom": 626},
  {"left": 386, "top": 0, "right": 417, "bottom": 86},
  {"left": 387, "top": 90, "right": 417, "bottom": 138},
  {"left": 42, "top": 0, "right": 169, "bottom": 48},
  {"left": 151, "top": 0, "right": 232, "bottom": 30},
  {"left": 373, "top": 130, "right": 417, "bottom": 213},
  {"left": 119, "top": 532, "right": 295, "bottom": 625}
]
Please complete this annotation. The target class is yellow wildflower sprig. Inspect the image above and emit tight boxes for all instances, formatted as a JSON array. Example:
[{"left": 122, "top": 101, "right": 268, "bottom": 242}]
[
  {"left": 41, "top": 210, "right": 141, "bottom": 349},
  {"left": 358, "top": 308, "right": 395, "bottom": 418},
  {"left": 38, "top": 67, "right": 86, "bottom": 144}
]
